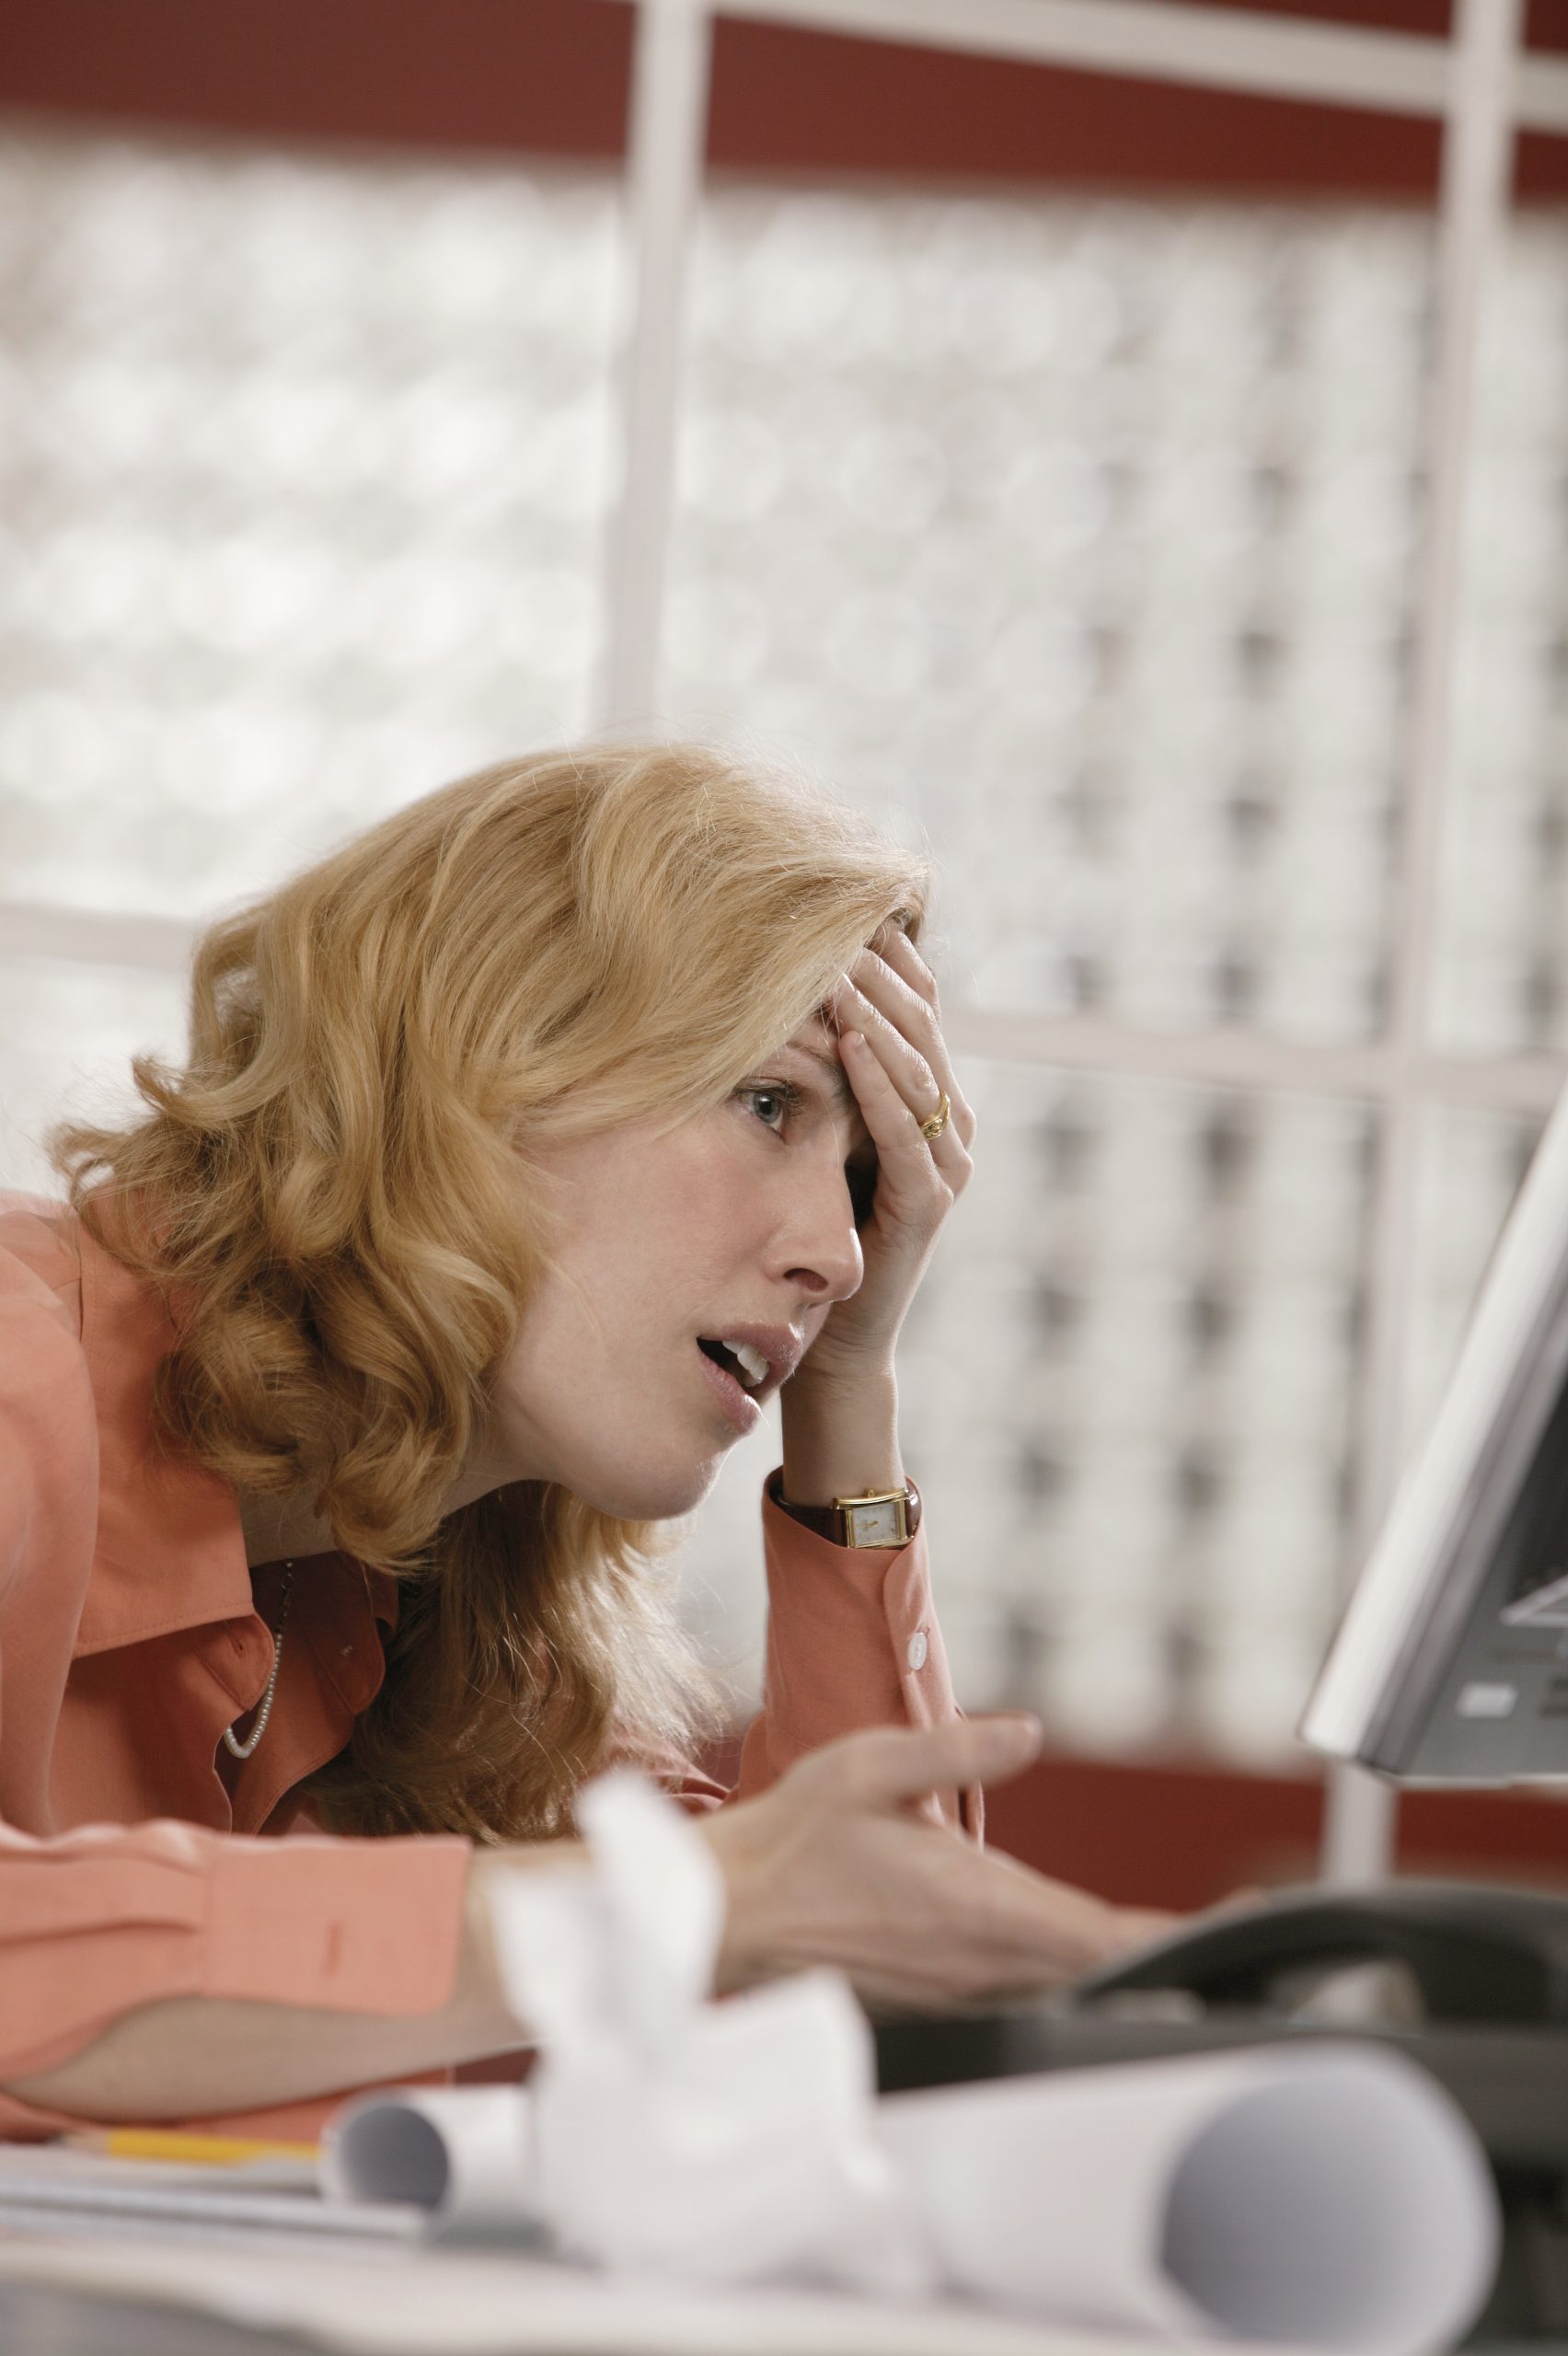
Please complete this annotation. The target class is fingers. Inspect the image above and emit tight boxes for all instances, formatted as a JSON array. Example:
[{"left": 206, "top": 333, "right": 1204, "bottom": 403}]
[
  {"left": 869, "top": 931, "right": 969, "bottom": 1141},
  {"left": 835, "top": 971, "right": 939, "bottom": 1114},
  {"left": 1106, "top": 1904, "right": 1182, "bottom": 1957},
  {"left": 869, "top": 926, "right": 948, "bottom": 1064},
  {"left": 836, "top": 1020, "right": 954, "bottom": 1209},
  {"left": 708, "top": 1717, "right": 1155, "bottom": 2011},
  {"left": 836, "top": 933, "right": 976, "bottom": 1178},
  {"left": 848, "top": 1841, "right": 1147, "bottom": 2010},
  {"left": 813, "top": 1714, "right": 1044, "bottom": 1812},
  {"left": 941, "top": 1856, "right": 1133, "bottom": 1990},
  {"left": 835, "top": 1000, "right": 969, "bottom": 1207}
]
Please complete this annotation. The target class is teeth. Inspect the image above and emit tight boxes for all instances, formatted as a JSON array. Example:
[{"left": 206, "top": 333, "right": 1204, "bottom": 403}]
[{"left": 723, "top": 1339, "right": 770, "bottom": 1389}]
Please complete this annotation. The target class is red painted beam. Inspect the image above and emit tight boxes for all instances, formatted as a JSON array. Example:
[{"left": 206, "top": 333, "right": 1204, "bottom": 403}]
[
  {"left": 987, "top": 1750, "right": 1568, "bottom": 1914},
  {"left": 706, "top": 17, "right": 1443, "bottom": 199},
  {"left": 0, "top": 0, "right": 636, "bottom": 160},
  {"left": 2, "top": 0, "right": 1562, "bottom": 196}
]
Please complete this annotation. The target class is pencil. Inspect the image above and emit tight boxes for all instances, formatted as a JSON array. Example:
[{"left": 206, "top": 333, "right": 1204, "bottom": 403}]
[{"left": 63, "top": 2128, "right": 319, "bottom": 2166}]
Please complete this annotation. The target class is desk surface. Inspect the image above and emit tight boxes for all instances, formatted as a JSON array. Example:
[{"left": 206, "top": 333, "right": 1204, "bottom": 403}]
[
  {"left": 0, "top": 2278, "right": 1551, "bottom": 2356},
  {"left": 0, "top": 2279, "right": 301, "bottom": 2355},
  {"left": 0, "top": 2225, "right": 1133, "bottom": 2356}
]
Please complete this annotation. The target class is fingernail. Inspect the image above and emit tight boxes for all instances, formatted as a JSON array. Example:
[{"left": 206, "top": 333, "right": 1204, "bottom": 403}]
[{"left": 978, "top": 1714, "right": 1043, "bottom": 1764}]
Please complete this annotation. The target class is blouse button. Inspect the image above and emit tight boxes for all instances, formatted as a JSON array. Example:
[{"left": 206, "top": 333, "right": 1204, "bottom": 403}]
[{"left": 906, "top": 1629, "right": 928, "bottom": 1672}]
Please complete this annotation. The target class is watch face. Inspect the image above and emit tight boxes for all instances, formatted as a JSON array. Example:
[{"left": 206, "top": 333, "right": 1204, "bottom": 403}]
[{"left": 847, "top": 1496, "right": 905, "bottom": 1547}]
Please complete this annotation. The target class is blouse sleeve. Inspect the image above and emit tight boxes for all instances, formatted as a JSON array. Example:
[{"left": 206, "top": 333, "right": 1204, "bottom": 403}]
[
  {"left": 0, "top": 1821, "right": 472, "bottom": 2137},
  {"left": 728, "top": 1470, "right": 980, "bottom": 1836},
  {"left": 0, "top": 1231, "right": 473, "bottom": 2137}
]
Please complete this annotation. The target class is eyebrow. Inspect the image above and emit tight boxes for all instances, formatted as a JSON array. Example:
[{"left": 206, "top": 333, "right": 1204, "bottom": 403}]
[{"left": 788, "top": 1040, "right": 858, "bottom": 1116}]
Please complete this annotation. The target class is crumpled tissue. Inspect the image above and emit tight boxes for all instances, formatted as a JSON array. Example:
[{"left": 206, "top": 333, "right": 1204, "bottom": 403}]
[{"left": 485, "top": 1769, "right": 928, "bottom": 2298}]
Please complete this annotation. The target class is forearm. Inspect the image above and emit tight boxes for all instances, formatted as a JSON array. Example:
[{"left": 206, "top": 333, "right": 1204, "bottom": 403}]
[
  {"left": 2, "top": 1847, "right": 553, "bottom": 2124},
  {"left": 779, "top": 1364, "right": 902, "bottom": 1504}
]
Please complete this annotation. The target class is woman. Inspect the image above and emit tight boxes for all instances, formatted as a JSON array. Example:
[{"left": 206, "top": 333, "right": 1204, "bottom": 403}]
[{"left": 0, "top": 743, "right": 1160, "bottom": 2136}]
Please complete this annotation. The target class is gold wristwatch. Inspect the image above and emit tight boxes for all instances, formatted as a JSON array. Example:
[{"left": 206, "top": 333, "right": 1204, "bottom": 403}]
[{"left": 770, "top": 1472, "right": 922, "bottom": 1549}]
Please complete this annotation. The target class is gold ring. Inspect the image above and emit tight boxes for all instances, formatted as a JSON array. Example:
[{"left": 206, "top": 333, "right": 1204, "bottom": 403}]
[{"left": 919, "top": 1092, "right": 951, "bottom": 1143}]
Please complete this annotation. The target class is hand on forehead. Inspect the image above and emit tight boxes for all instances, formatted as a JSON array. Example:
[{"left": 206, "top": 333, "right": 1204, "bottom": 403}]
[{"left": 787, "top": 1011, "right": 868, "bottom": 1142}]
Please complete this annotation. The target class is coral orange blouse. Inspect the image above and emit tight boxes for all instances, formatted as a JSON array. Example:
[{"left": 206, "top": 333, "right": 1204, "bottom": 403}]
[{"left": 0, "top": 1192, "right": 964, "bottom": 2139}]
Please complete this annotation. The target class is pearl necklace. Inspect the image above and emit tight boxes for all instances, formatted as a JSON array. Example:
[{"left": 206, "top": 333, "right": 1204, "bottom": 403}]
[{"left": 222, "top": 1562, "right": 296, "bottom": 1761}]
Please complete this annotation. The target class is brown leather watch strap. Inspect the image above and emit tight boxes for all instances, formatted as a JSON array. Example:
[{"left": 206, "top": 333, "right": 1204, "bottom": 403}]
[{"left": 768, "top": 1471, "right": 922, "bottom": 1548}]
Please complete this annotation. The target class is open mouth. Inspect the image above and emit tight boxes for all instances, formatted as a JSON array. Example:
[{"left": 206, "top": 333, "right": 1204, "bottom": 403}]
[
  {"left": 695, "top": 1335, "right": 765, "bottom": 1432},
  {"left": 698, "top": 1336, "right": 763, "bottom": 1391}
]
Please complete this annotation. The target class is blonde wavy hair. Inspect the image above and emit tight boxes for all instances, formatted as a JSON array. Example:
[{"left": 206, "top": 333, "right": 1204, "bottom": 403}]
[{"left": 53, "top": 743, "right": 929, "bottom": 1842}]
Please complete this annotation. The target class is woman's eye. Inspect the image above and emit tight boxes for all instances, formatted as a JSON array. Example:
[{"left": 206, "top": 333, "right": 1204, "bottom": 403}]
[{"left": 739, "top": 1084, "right": 794, "bottom": 1132}]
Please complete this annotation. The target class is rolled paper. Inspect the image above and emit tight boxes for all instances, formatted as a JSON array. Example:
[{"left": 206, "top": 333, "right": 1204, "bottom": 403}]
[
  {"left": 319, "top": 2085, "right": 539, "bottom": 2243},
  {"left": 878, "top": 2040, "right": 1500, "bottom": 2355}
]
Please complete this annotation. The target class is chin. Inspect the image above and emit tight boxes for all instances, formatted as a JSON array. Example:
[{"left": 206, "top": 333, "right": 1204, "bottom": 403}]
[{"left": 570, "top": 1449, "right": 727, "bottom": 1525}]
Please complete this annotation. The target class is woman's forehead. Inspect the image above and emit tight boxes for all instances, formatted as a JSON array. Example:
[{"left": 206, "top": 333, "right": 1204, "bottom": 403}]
[
  {"left": 785, "top": 1014, "right": 851, "bottom": 1093},
  {"left": 782, "top": 1017, "right": 871, "bottom": 1149}
]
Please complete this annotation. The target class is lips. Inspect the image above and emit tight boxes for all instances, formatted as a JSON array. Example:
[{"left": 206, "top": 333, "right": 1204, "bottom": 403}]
[
  {"left": 695, "top": 1324, "right": 804, "bottom": 1396},
  {"left": 692, "top": 1322, "right": 804, "bottom": 1437},
  {"left": 696, "top": 1340, "right": 764, "bottom": 1435}
]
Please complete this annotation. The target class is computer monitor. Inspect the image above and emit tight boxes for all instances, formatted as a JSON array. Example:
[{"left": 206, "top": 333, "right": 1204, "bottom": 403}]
[{"left": 1301, "top": 1080, "right": 1568, "bottom": 1784}]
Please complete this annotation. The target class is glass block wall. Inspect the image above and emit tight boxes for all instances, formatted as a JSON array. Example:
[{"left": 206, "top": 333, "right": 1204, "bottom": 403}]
[
  {"left": 663, "top": 194, "right": 1432, "bottom": 1045},
  {"left": 666, "top": 185, "right": 1568, "bottom": 1763},
  {"left": 0, "top": 129, "right": 620, "bottom": 916},
  {"left": 3, "top": 124, "right": 1564, "bottom": 1767}
]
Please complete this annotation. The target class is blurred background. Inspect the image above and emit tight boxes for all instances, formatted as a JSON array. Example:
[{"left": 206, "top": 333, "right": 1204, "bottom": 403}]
[{"left": 3, "top": 0, "right": 1567, "bottom": 1903}]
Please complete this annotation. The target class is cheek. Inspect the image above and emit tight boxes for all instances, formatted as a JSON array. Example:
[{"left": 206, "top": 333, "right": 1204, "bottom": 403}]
[
  {"left": 659, "top": 1127, "right": 765, "bottom": 1250},
  {"left": 517, "top": 1119, "right": 767, "bottom": 1380}
]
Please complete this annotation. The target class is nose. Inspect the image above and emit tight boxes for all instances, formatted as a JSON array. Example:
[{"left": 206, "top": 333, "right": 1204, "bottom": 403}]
[{"left": 767, "top": 1132, "right": 863, "bottom": 1305}]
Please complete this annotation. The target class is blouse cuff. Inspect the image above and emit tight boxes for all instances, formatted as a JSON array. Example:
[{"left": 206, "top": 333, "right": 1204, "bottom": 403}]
[{"left": 752, "top": 1471, "right": 981, "bottom": 1837}]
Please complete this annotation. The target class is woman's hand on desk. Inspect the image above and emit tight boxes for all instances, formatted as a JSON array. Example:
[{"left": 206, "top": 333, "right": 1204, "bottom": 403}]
[
  {"left": 699, "top": 1715, "right": 1174, "bottom": 2011},
  {"left": 7, "top": 1722, "right": 1169, "bottom": 2121}
]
